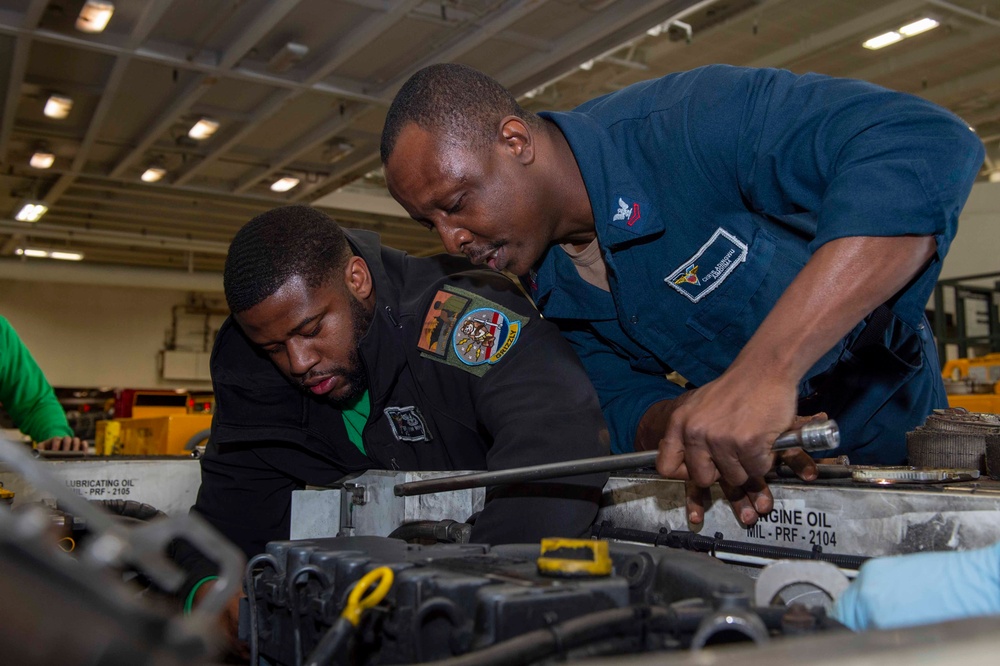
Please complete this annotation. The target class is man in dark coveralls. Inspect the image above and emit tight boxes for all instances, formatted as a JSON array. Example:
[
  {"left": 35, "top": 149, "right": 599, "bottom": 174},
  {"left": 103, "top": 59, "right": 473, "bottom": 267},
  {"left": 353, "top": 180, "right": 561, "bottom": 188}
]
[
  {"left": 380, "top": 63, "right": 984, "bottom": 528},
  {"left": 181, "top": 205, "right": 609, "bottom": 648}
]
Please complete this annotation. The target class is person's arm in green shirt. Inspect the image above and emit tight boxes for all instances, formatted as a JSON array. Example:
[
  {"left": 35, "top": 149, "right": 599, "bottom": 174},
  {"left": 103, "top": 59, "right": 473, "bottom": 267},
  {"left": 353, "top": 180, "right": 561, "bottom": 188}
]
[{"left": 0, "top": 316, "right": 83, "bottom": 451}]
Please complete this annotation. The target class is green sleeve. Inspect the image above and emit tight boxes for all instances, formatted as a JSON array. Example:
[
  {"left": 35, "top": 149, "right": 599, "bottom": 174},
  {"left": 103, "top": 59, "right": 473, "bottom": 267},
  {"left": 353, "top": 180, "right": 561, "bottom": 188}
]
[{"left": 0, "top": 317, "right": 73, "bottom": 442}]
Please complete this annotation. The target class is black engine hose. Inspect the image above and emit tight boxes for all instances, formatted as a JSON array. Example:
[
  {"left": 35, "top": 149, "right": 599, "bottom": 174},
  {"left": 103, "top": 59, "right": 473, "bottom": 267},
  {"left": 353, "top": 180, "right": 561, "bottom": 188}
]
[
  {"left": 420, "top": 605, "right": 670, "bottom": 666},
  {"left": 592, "top": 522, "right": 869, "bottom": 570},
  {"left": 387, "top": 519, "right": 472, "bottom": 544},
  {"left": 90, "top": 499, "right": 166, "bottom": 521}
]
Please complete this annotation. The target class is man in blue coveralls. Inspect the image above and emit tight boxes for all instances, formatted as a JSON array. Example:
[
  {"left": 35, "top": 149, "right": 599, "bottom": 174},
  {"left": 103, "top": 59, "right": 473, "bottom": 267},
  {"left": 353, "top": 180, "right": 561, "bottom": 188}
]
[{"left": 380, "top": 63, "right": 985, "bottom": 527}]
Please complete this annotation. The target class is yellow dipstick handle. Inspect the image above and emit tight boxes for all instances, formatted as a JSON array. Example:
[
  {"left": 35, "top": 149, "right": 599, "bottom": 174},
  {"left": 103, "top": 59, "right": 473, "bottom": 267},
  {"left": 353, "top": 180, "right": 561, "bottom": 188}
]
[{"left": 341, "top": 566, "right": 394, "bottom": 627}]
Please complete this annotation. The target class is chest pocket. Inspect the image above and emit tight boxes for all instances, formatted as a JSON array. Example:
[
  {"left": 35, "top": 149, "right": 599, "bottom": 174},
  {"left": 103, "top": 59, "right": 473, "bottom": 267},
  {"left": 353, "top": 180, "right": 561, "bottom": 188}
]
[{"left": 683, "top": 228, "right": 777, "bottom": 341}]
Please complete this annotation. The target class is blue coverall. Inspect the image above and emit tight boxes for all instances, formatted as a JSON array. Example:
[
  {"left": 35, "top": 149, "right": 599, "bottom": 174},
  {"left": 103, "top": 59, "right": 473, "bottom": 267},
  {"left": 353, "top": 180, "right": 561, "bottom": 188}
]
[{"left": 526, "top": 65, "right": 985, "bottom": 463}]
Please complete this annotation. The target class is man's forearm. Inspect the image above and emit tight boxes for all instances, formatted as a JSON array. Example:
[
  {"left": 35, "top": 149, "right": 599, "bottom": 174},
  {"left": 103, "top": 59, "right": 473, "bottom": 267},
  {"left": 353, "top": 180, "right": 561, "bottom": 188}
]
[{"left": 726, "top": 234, "right": 936, "bottom": 386}]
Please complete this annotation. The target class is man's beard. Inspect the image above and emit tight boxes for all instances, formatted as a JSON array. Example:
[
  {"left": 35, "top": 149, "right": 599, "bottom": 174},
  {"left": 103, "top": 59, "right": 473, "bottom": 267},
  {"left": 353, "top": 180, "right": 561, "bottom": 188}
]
[{"left": 327, "top": 295, "right": 375, "bottom": 408}]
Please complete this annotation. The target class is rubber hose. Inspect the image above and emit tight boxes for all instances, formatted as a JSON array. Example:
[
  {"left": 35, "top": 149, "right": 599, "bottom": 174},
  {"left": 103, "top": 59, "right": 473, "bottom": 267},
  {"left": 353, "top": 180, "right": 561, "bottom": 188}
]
[{"left": 421, "top": 605, "right": 669, "bottom": 666}]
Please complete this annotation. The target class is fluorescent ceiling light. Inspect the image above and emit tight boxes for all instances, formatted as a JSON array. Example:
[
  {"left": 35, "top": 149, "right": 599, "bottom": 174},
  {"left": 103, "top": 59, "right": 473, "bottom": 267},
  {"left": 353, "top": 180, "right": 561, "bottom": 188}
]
[
  {"left": 76, "top": 0, "right": 114, "bottom": 33},
  {"left": 899, "top": 18, "right": 939, "bottom": 37},
  {"left": 864, "top": 17, "right": 939, "bottom": 50},
  {"left": 30, "top": 151, "right": 55, "bottom": 169},
  {"left": 14, "top": 202, "right": 48, "bottom": 222},
  {"left": 16, "top": 248, "right": 84, "bottom": 261},
  {"left": 270, "top": 176, "right": 300, "bottom": 192},
  {"left": 141, "top": 166, "right": 167, "bottom": 182},
  {"left": 49, "top": 251, "right": 85, "bottom": 261},
  {"left": 44, "top": 94, "right": 73, "bottom": 119},
  {"left": 188, "top": 117, "right": 220, "bottom": 140},
  {"left": 863, "top": 31, "right": 903, "bottom": 50}
]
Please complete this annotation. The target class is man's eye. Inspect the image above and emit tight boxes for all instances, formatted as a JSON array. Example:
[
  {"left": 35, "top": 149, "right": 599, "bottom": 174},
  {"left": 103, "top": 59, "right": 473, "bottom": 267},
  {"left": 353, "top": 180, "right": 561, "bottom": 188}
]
[
  {"left": 304, "top": 325, "right": 322, "bottom": 338},
  {"left": 447, "top": 195, "right": 465, "bottom": 215},
  {"left": 264, "top": 346, "right": 282, "bottom": 356}
]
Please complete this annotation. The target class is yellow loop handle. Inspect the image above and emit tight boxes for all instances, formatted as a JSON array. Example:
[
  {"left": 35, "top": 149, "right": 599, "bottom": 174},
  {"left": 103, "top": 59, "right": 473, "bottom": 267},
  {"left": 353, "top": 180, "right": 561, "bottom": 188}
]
[
  {"left": 58, "top": 536, "right": 76, "bottom": 553},
  {"left": 341, "top": 566, "right": 394, "bottom": 627}
]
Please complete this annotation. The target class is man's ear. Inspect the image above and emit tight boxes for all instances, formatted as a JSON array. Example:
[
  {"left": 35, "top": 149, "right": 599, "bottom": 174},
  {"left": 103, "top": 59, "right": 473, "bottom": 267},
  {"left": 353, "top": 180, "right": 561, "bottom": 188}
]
[
  {"left": 344, "top": 256, "right": 374, "bottom": 301},
  {"left": 500, "top": 116, "right": 534, "bottom": 165}
]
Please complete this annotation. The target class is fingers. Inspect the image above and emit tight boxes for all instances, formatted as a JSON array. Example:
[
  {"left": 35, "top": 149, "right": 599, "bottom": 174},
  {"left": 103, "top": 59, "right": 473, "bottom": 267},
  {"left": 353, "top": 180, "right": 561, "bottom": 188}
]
[
  {"left": 656, "top": 408, "right": 721, "bottom": 488},
  {"left": 685, "top": 480, "right": 709, "bottom": 525},
  {"left": 719, "top": 477, "right": 772, "bottom": 526},
  {"left": 655, "top": 438, "right": 688, "bottom": 480},
  {"left": 37, "top": 436, "right": 67, "bottom": 451},
  {"left": 778, "top": 448, "right": 818, "bottom": 481},
  {"left": 63, "top": 437, "right": 87, "bottom": 452},
  {"left": 49, "top": 437, "right": 87, "bottom": 452},
  {"left": 790, "top": 411, "right": 829, "bottom": 428},
  {"left": 685, "top": 477, "right": 774, "bottom": 527}
]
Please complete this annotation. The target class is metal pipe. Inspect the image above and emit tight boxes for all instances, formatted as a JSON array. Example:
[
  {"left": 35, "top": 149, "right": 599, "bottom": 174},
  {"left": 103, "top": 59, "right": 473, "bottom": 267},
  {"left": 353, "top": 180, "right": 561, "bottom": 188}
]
[{"left": 394, "top": 420, "right": 839, "bottom": 497}]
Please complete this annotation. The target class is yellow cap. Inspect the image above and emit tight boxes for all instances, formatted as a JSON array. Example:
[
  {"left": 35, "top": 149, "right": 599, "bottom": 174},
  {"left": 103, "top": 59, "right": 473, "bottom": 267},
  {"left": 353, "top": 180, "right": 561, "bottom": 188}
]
[{"left": 536, "top": 538, "right": 612, "bottom": 577}]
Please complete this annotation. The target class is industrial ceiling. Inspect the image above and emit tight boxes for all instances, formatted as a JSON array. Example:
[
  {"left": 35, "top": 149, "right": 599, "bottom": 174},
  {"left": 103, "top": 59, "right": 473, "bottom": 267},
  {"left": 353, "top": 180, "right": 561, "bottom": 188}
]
[{"left": 2, "top": 0, "right": 999, "bottom": 274}]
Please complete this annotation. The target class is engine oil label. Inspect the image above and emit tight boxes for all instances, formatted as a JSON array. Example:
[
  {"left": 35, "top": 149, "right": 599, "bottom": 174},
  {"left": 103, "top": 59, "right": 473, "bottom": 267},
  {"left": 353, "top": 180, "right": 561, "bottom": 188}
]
[
  {"left": 65, "top": 477, "right": 137, "bottom": 498},
  {"left": 744, "top": 500, "right": 839, "bottom": 548}
]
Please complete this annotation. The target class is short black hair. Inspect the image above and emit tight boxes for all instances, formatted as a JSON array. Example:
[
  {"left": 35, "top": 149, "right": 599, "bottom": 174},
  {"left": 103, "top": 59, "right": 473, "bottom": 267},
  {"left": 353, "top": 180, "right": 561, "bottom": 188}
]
[
  {"left": 224, "top": 205, "right": 352, "bottom": 314},
  {"left": 380, "top": 63, "right": 539, "bottom": 163}
]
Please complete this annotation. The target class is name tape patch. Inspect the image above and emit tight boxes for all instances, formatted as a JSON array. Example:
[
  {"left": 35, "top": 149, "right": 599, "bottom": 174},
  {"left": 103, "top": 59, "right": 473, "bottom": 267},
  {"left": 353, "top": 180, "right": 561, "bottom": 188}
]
[{"left": 664, "top": 228, "right": 747, "bottom": 303}]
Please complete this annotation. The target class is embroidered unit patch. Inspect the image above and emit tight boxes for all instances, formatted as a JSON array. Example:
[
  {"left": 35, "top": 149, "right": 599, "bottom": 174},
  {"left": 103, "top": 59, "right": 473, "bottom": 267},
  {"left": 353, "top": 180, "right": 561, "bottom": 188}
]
[
  {"left": 453, "top": 307, "right": 521, "bottom": 366},
  {"left": 419, "top": 284, "right": 527, "bottom": 377},
  {"left": 384, "top": 406, "right": 431, "bottom": 442},
  {"left": 417, "top": 289, "right": 469, "bottom": 357},
  {"left": 664, "top": 228, "right": 747, "bottom": 303}
]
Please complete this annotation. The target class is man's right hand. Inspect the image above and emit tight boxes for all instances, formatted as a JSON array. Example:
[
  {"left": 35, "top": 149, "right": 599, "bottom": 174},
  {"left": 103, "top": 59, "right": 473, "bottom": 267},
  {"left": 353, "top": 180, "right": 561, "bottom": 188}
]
[{"left": 37, "top": 435, "right": 87, "bottom": 452}]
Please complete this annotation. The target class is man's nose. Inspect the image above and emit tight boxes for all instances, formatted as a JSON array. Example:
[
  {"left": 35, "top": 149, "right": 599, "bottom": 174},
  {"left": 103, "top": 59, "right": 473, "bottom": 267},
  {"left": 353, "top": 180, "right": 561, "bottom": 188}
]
[
  {"left": 285, "top": 339, "right": 318, "bottom": 376},
  {"left": 440, "top": 225, "right": 473, "bottom": 256}
]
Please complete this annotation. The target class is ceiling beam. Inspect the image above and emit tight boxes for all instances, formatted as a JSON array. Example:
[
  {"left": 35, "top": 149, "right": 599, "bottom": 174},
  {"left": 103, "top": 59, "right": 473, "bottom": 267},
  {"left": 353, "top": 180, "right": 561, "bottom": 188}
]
[
  {"left": 381, "top": 0, "right": 551, "bottom": 98},
  {"left": 0, "top": 219, "right": 230, "bottom": 254},
  {"left": 233, "top": 104, "right": 369, "bottom": 193},
  {"left": 747, "top": 0, "right": 925, "bottom": 69},
  {"left": 45, "top": 0, "right": 178, "bottom": 206},
  {"left": 0, "top": 0, "right": 47, "bottom": 160},
  {"left": 0, "top": 23, "right": 380, "bottom": 104},
  {"left": 230, "top": 0, "right": 551, "bottom": 196},
  {"left": 921, "top": 62, "right": 1000, "bottom": 106},
  {"left": 847, "top": 23, "right": 1000, "bottom": 85},
  {"left": 173, "top": 0, "right": 424, "bottom": 186},
  {"left": 107, "top": 0, "right": 305, "bottom": 181},
  {"left": 494, "top": 0, "right": 701, "bottom": 94}
]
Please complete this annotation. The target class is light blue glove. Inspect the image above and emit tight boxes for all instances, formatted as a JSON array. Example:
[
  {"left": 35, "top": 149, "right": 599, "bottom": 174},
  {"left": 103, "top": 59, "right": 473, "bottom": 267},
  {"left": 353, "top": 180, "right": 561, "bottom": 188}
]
[{"left": 833, "top": 540, "right": 1000, "bottom": 631}]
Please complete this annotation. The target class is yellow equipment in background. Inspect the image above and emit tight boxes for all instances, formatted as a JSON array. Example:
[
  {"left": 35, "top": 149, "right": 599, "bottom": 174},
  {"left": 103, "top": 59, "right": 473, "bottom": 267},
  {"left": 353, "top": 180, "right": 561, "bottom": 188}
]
[
  {"left": 95, "top": 390, "right": 212, "bottom": 456},
  {"left": 942, "top": 353, "right": 1000, "bottom": 414}
]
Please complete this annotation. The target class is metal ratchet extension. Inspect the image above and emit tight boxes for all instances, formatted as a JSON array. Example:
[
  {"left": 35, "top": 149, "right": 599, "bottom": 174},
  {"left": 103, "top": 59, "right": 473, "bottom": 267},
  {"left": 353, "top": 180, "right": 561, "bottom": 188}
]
[{"left": 393, "top": 419, "right": 840, "bottom": 497}]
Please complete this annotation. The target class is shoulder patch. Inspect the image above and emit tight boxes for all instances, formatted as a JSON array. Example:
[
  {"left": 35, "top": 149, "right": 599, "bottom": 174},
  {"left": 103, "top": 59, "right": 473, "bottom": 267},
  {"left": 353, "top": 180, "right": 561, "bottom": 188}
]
[{"left": 419, "top": 284, "right": 527, "bottom": 377}]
